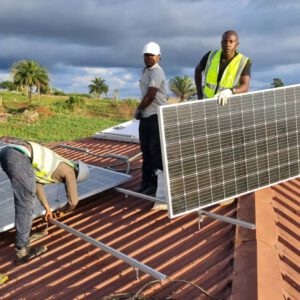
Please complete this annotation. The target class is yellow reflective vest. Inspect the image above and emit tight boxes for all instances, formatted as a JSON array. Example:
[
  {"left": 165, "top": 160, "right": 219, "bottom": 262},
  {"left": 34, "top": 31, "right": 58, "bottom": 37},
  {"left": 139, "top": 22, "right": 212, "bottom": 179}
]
[
  {"left": 203, "top": 50, "right": 249, "bottom": 99},
  {"left": 28, "top": 141, "right": 75, "bottom": 184}
]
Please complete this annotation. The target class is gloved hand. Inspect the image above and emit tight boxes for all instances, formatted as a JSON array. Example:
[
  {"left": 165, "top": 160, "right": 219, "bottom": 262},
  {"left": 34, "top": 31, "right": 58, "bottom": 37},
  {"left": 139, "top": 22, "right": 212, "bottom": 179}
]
[
  {"left": 134, "top": 107, "right": 142, "bottom": 120},
  {"left": 216, "top": 89, "right": 232, "bottom": 106}
]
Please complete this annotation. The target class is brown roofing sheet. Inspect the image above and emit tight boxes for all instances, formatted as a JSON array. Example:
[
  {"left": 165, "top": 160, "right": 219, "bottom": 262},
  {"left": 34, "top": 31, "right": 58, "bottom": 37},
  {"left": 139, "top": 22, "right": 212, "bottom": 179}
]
[
  {"left": 0, "top": 138, "right": 236, "bottom": 300},
  {"left": 2, "top": 138, "right": 299, "bottom": 299},
  {"left": 271, "top": 179, "right": 300, "bottom": 300},
  {"left": 231, "top": 181, "right": 300, "bottom": 300}
]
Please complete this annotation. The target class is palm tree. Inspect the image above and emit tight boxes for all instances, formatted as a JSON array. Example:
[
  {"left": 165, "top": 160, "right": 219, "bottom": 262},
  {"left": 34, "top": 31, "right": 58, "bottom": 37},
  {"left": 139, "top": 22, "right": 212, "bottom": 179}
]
[
  {"left": 169, "top": 75, "right": 196, "bottom": 102},
  {"left": 271, "top": 78, "right": 284, "bottom": 88},
  {"left": 89, "top": 77, "right": 109, "bottom": 99},
  {"left": 11, "top": 60, "right": 50, "bottom": 101},
  {"left": 0, "top": 81, "right": 17, "bottom": 91}
]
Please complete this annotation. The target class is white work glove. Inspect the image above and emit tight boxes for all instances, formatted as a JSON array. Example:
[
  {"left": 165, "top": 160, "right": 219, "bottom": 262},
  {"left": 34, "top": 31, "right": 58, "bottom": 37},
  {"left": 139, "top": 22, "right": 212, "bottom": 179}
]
[{"left": 216, "top": 89, "right": 232, "bottom": 106}]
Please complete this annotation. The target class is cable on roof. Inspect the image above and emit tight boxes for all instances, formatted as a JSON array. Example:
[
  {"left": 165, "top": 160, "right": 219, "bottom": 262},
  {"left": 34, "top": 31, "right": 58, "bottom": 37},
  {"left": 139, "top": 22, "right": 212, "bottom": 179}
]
[
  {"left": 131, "top": 278, "right": 222, "bottom": 300},
  {"left": 102, "top": 277, "right": 222, "bottom": 299}
]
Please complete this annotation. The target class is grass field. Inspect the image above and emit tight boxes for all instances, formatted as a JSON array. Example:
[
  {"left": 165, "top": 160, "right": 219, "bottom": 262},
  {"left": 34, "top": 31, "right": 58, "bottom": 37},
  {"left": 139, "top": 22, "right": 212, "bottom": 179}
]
[{"left": 0, "top": 91, "right": 138, "bottom": 143}]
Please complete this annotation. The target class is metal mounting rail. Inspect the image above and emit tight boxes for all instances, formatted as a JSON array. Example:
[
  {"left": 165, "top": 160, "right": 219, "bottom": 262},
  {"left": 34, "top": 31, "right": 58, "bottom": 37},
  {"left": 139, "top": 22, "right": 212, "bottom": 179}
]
[
  {"left": 56, "top": 144, "right": 131, "bottom": 173},
  {"left": 114, "top": 188, "right": 255, "bottom": 229},
  {"left": 198, "top": 209, "right": 256, "bottom": 230},
  {"left": 49, "top": 218, "right": 167, "bottom": 281},
  {"left": 115, "top": 187, "right": 167, "bottom": 204}
]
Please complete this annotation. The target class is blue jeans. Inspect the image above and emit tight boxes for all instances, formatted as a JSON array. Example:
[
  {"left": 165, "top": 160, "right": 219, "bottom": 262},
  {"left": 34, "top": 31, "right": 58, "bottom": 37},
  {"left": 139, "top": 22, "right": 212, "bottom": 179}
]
[{"left": 0, "top": 147, "right": 36, "bottom": 248}]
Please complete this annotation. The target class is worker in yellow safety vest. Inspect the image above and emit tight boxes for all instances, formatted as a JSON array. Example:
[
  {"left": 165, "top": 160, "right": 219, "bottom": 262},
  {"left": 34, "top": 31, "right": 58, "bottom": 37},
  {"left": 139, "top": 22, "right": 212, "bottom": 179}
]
[
  {"left": 0, "top": 136, "right": 89, "bottom": 264},
  {"left": 195, "top": 30, "right": 251, "bottom": 105}
]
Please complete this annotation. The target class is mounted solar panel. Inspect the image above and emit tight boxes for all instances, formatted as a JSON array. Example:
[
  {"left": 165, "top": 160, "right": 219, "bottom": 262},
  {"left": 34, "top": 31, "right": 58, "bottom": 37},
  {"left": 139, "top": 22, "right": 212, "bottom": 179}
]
[
  {"left": 158, "top": 84, "right": 300, "bottom": 218},
  {"left": 93, "top": 119, "right": 140, "bottom": 143},
  {"left": 0, "top": 164, "right": 131, "bottom": 232}
]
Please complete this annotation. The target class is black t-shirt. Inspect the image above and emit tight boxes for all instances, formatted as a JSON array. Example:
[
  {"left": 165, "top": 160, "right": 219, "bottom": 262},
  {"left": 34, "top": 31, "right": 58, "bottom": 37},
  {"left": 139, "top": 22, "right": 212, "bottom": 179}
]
[{"left": 199, "top": 51, "right": 251, "bottom": 83}]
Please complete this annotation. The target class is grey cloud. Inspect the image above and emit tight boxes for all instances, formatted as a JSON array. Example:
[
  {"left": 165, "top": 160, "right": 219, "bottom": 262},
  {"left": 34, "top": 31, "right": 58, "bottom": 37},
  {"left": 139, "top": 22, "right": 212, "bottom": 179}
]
[{"left": 0, "top": 0, "right": 299, "bottom": 96}]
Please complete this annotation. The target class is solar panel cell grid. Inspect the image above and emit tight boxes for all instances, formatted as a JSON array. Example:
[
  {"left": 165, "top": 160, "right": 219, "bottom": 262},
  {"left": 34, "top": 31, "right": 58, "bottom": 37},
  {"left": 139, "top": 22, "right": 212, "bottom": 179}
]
[{"left": 159, "top": 84, "right": 300, "bottom": 218}]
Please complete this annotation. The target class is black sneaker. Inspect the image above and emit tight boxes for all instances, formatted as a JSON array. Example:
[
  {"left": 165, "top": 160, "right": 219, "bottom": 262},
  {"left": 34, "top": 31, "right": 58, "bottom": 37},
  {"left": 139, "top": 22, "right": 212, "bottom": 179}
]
[{"left": 15, "top": 246, "right": 48, "bottom": 265}]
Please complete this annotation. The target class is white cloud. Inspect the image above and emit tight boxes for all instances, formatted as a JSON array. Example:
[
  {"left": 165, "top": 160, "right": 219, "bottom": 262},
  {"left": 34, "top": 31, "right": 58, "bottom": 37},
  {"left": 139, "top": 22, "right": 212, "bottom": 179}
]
[{"left": 0, "top": 71, "right": 10, "bottom": 82}]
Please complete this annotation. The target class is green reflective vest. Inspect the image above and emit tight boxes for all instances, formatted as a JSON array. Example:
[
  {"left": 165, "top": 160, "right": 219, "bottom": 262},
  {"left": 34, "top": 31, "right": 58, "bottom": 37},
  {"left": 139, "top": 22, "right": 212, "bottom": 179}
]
[
  {"left": 28, "top": 141, "right": 75, "bottom": 184},
  {"left": 203, "top": 50, "right": 249, "bottom": 99}
]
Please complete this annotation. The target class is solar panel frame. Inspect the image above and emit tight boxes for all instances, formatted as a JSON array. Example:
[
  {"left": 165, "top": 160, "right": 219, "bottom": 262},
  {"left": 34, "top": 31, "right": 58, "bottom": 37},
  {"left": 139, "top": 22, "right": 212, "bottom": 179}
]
[{"left": 158, "top": 84, "right": 300, "bottom": 218}]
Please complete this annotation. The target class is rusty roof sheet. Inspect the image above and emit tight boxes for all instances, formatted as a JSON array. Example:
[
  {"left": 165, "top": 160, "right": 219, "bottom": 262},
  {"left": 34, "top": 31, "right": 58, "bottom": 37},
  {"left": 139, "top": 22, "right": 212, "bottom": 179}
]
[
  {"left": 271, "top": 180, "right": 300, "bottom": 299},
  {"left": 0, "top": 137, "right": 299, "bottom": 299}
]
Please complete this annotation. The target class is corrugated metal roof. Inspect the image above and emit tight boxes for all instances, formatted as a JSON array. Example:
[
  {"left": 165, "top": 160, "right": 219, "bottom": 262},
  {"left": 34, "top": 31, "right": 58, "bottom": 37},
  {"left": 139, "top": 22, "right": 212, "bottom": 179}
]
[
  {"left": 272, "top": 179, "right": 300, "bottom": 299},
  {"left": 0, "top": 138, "right": 299, "bottom": 299}
]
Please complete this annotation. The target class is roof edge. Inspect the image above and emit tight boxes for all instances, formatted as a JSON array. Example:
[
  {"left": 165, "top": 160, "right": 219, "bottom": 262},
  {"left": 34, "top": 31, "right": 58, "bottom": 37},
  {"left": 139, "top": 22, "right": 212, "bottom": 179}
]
[
  {"left": 255, "top": 188, "right": 283, "bottom": 299},
  {"left": 231, "top": 193, "right": 257, "bottom": 300}
]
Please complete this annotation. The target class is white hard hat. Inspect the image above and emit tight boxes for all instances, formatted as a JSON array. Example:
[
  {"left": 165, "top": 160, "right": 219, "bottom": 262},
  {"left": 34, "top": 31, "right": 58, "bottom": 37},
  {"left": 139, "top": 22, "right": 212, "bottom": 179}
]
[
  {"left": 142, "top": 42, "right": 161, "bottom": 55},
  {"left": 75, "top": 161, "right": 89, "bottom": 182}
]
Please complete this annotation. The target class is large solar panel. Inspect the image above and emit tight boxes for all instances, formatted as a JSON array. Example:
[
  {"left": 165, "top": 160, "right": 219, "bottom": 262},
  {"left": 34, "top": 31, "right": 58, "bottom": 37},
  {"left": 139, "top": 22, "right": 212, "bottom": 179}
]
[
  {"left": 0, "top": 163, "right": 131, "bottom": 232},
  {"left": 158, "top": 84, "right": 300, "bottom": 218}
]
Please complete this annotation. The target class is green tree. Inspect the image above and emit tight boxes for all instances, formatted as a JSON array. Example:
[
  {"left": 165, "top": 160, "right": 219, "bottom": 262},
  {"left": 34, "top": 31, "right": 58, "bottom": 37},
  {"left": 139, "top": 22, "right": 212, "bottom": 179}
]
[
  {"left": 169, "top": 75, "right": 196, "bottom": 102},
  {"left": 271, "top": 78, "right": 284, "bottom": 88},
  {"left": 12, "top": 60, "right": 50, "bottom": 101},
  {"left": 0, "top": 80, "right": 17, "bottom": 91},
  {"left": 88, "top": 77, "right": 109, "bottom": 99}
]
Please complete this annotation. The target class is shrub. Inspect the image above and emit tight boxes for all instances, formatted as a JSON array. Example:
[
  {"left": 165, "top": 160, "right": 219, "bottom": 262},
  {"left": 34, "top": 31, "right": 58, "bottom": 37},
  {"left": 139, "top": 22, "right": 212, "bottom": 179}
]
[
  {"left": 53, "top": 96, "right": 85, "bottom": 112},
  {"left": 52, "top": 88, "right": 66, "bottom": 96}
]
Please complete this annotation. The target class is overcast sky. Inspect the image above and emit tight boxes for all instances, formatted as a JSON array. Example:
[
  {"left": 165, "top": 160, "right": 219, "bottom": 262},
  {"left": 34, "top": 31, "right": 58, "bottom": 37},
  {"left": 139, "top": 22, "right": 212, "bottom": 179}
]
[{"left": 0, "top": 0, "right": 299, "bottom": 98}]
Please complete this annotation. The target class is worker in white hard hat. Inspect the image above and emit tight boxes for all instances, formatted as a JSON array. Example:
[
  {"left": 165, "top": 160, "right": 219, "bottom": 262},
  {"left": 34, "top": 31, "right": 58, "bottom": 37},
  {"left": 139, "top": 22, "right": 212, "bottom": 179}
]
[
  {"left": 0, "top": 136, "right": 89, "bottom": 264},
  {"left": 135, "top": 42, "right": 168, "bottom": 209}
]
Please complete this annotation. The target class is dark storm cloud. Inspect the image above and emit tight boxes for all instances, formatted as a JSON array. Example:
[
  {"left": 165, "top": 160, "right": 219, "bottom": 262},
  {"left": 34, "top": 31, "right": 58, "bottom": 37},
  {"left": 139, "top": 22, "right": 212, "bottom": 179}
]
[
  {"left": 0, "top": 0, "right": 218, "bottom": 69},
  {"left": 0, "top": 0, "right": 299, "bottom": 95}
]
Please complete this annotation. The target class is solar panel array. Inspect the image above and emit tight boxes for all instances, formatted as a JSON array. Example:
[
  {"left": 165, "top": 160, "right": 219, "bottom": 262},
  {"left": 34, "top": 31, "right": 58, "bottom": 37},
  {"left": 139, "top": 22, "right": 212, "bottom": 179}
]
[
  {"left": 158, "top": 84, "right": 300, "bottom": 218},
  {"left": 0, "top": 143, "right": 131, "bottom": 232}
]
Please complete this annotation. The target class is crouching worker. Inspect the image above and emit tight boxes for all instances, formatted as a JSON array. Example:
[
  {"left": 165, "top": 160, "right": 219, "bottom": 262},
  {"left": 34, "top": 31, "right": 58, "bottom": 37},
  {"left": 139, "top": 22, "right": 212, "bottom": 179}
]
[{"left": 0, "top": 137, "right": 89, "bottom": 264}]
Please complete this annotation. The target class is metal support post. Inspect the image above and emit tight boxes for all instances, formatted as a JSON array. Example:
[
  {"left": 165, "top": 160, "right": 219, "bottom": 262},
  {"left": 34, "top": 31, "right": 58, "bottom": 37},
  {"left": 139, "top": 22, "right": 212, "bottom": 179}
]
[
  {"left": 135, "top": 268, "right": 140, "bottom": 280},
  {"left": 198, "top": 211, "right": 204, "bottom": 231}
]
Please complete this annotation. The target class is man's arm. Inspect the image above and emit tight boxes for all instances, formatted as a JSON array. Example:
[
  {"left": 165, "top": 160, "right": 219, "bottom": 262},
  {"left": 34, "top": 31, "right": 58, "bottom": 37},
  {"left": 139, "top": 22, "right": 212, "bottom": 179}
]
[
  {"left": 139, "top": 87, "right": 158, "bottom": 109},
  {"left": 194, "top": 52, "right": 210, "bottom": 100},
  {"left": 217, "top": 74, "right": 251, "bottom": 106},
  {"left": 194, "top": 63, "right": 203, "bottom": 99},
  {"left": 63, "top": 167, "right": 79, "bottom": 210},
  {"left": 233, "top": 74, "right": 250, "bottom": 94},
  {"left": 36, "top": 183, "right": 52, "bottom": 220},
  {"left": 52, "top": 163, "right": 78, "bottom": 211},
  {"left": 233, "top": 59, "right": 251, "bottom": 94}
]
